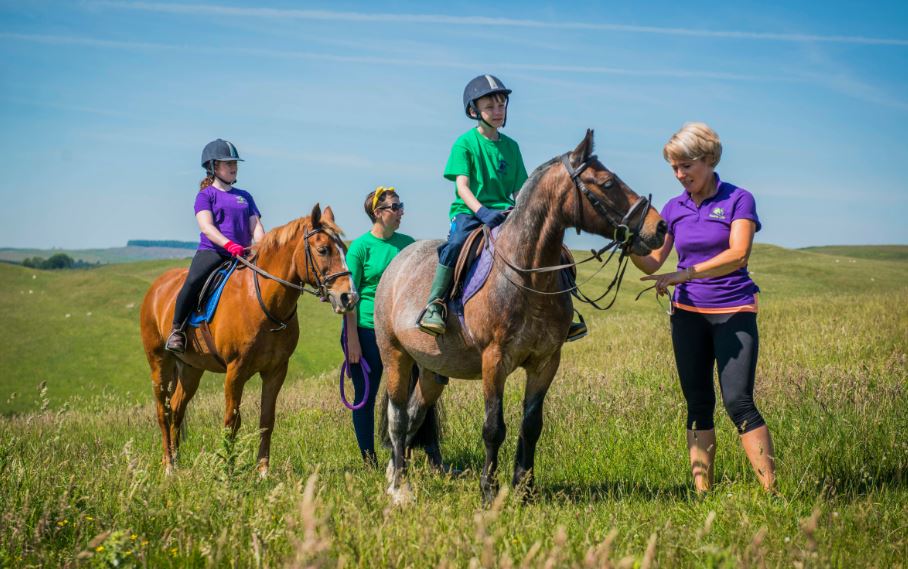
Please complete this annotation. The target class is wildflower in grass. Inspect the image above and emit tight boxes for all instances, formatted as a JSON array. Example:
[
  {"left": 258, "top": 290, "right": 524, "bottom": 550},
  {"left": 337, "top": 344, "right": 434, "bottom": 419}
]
[
  {"left": 86, "top": 515, "right": 94, "bottom": 521},
  {"left": 96, "top": 546, "right": 104, "bottom": 553},
  {"left": 131, "top": 534, "right": 137, "bottom": 540}
]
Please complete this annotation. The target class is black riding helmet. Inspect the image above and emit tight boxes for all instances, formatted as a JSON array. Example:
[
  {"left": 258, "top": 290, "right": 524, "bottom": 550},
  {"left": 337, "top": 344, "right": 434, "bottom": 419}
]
[
  {"left": 201, "top": 139, "right": 244, "bottom": 174},
  {"left": 463, "top": 74, "right": 512, "bottom": 127}
]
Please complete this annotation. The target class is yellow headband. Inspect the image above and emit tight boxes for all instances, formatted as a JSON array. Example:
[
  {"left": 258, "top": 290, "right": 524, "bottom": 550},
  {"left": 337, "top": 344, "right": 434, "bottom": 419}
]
[{"left": 371, "top": 186, "right": 396, "bottom": 210}]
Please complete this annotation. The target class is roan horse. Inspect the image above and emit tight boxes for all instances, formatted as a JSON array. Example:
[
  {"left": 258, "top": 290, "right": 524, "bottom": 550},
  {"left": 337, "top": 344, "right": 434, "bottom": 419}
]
[
  {"left": 375, "top": 131, "right": 667, "bottom": 503},
  {"left": 140, "top": 204, "right": 357, "bottom": 476}
]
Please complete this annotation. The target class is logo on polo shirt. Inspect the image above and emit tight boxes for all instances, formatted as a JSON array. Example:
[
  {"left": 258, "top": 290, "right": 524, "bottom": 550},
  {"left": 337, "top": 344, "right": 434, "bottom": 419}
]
[
  {"left": 709, "top": 207, "right": 726, "bottom": 220},
  {"left": 235, "top": 195, "right": 247, "bottom": 205},
  {"left": 497, "top": 158, "right": 508, "bottom": 174}
]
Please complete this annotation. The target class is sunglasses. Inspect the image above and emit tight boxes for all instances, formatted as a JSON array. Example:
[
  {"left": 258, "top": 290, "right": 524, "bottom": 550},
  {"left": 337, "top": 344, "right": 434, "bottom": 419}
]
[{"left": 376, "top": 202, "right": 405, "bottom": 212}]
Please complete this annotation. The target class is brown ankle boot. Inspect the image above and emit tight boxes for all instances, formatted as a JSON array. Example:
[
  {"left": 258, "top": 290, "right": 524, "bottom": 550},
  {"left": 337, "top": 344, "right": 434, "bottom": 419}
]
[{"left": 165, "top": 328, "right": 186, "bottom": 353}]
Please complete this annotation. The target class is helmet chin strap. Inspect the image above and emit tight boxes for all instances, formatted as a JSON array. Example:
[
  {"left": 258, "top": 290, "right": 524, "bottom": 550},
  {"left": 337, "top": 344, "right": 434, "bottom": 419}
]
[{"left": 207, "top": 164, "right": 236, "bottom": 186}]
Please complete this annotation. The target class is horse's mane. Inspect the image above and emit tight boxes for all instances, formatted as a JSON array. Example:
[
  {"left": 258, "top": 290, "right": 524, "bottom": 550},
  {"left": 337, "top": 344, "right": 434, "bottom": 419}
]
[
  {"left": 514, "top": 155, "right": 561, "bottom": 211},
  {"left": 254, "top": 216, "right": 343, "bottom": 257}
]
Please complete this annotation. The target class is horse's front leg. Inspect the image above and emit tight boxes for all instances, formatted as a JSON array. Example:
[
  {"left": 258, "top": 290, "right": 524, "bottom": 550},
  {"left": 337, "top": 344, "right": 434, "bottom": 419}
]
[
  {"left": 256, "top": 361, "right": 288, "bottom": 478},
  {"left": 480, "top": 347, "right": 509, "bottom": 506},
  {"left": 513, "top": 350, "right": 560, "bottom": 497},
  {"left": 223, "top": 365, "right": 252, "bottom": 438},
  {"left": 384, "top": 346, "right": 416, "bottom": 505}
]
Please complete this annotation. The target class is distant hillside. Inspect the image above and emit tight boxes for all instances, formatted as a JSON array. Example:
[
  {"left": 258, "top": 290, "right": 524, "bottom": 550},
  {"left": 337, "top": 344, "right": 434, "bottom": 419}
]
[
  {"left": 127, "top": 239, "right": 196, "bottom": 249},
  {"left": 0, "top": 245, "right": 194, "bottom": 265},
  {"left": 800, "top": 245, "right": 908, "bottom": 262}
]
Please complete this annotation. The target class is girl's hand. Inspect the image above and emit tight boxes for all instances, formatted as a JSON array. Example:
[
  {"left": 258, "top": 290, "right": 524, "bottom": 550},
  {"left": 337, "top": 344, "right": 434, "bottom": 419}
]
[
  {"left": 346, "top": 340, "right": 362, "bottom": 365},
  {"left": 224, "top": 240, "right": 245, "bottom": 257},
  {"left": 640, "top": 269, "right": 690, "bottom": 296}
]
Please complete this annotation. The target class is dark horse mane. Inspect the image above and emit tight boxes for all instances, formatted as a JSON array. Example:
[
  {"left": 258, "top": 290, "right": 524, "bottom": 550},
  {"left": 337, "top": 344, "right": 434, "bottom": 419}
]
[{"left": 253, "top": 215, "right": 344, "bottom": 258}]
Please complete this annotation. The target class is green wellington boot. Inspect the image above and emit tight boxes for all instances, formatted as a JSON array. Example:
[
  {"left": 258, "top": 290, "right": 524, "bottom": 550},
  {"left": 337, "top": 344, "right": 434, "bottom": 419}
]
[{"left": 418, "top": 264, "right": 454, "bottom": 336}]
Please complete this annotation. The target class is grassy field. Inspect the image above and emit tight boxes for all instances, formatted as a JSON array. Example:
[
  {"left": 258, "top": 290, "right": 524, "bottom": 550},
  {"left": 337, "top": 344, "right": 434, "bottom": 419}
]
[
  {"left": 0, "top": 246, "right": 194, "bottom": 265},
  {"left": 1, "top": 244, "right": 906, "bottom": 567}
]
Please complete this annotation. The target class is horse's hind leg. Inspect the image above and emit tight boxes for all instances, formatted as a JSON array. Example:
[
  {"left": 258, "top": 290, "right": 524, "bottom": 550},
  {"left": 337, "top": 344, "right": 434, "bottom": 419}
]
[
  {"left": 513, "top": 350, "right": 561, "bottom": 496},
  {"left": 168, "top": 364, "right": 204, "bottom": 465},
  {"left": 384, "top": 346, "right": 416, "bottom": 504},
  {"left": 148, "top": 351, "right": 177, "bottom": 474},
  {"left": 406, "top": 366, "right": 447, "bottom": 470},
  {"left": 256, "top": 361, "right": 288, "bottom": 478}
]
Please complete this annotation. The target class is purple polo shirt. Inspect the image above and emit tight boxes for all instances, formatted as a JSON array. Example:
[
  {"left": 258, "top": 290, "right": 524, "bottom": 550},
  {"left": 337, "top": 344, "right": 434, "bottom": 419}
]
[
  {"left": 661, "top": 174, "right": 761, "bottom": 309},
  {"left": 194, "top": 186, "right": 261, "bottom": 252}
]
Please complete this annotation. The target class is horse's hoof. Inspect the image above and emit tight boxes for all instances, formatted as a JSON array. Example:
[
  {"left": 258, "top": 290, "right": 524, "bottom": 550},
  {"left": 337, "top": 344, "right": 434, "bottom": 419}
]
[
  {"left": 387, "top": 482, "right": 415, "bottom": 506},
  {"left": 164, "top": 463, "right": 174, "bottom": 477}
]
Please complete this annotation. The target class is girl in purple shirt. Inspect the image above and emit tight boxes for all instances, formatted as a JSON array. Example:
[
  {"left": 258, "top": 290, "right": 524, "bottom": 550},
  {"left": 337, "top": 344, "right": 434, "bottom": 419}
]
[
  {"left": 165, "top": 139, "right": 265, "bottom": 353},
  {"left": 631, "top": 123, "right": 776, "bottom": 493}
]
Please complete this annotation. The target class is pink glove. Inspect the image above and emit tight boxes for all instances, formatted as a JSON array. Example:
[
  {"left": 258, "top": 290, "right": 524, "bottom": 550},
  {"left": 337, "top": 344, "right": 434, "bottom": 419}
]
[{"left": 224, "top": 240, "right": 245, "bottom": 257}]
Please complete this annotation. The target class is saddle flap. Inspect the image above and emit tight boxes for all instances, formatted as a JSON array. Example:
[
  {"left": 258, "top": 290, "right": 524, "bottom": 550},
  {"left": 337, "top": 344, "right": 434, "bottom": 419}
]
[{"left": 450, "top": 225, "right": 488, "bottom": 300}]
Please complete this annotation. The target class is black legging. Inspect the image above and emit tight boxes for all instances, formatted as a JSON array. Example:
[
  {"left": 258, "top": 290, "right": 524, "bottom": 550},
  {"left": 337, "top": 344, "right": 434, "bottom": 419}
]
[
  {"left": 172, "top": 250, "right": 230, "bottom": 327},
  {"left": 670, "top": 309, "right": 765, "bottom": 434}
]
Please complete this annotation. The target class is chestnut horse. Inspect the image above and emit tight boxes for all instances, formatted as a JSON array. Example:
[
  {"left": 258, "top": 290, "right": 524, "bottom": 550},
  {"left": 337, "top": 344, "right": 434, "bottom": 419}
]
[
  {"left": 140, "top": 204, "right": 357, "bottom": 476},
  {"left": 375, "top": 131, "right": 667, "bottom": 503}
]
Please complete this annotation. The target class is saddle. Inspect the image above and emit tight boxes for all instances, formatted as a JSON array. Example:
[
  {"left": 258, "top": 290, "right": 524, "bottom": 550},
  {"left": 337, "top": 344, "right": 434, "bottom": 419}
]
[
  {"left": 188, "top": 258, "right": 239, "bottom": 328},
  {"left": 449, "top": 223, "right": 578, "bottom": 305}
]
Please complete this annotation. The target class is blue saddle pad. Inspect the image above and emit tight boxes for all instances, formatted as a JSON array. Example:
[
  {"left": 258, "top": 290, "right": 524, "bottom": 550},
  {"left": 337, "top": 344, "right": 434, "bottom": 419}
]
[{"left": 188, "top": 259, "right": 239, "bottom": 328}]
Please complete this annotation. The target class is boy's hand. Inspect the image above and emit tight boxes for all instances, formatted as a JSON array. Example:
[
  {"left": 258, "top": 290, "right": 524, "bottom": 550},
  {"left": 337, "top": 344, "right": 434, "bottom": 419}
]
[{"left": 475, "top": 206, "right": 506, "bottom": 229}]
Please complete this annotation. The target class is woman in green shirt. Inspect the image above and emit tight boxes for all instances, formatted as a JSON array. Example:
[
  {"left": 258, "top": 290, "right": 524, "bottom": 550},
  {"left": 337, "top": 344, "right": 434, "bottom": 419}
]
[{"left": 343, "top": 187, "right": 414, "bottom": 465}]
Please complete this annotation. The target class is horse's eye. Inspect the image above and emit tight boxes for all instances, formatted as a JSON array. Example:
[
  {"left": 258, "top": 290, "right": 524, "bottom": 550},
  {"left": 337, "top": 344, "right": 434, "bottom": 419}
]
[
  {"left": 317, "top": 246, "right": 329, "bottom": 255},
  {"left": 603, "top": 179, "right": 614, "bottom": 189}
]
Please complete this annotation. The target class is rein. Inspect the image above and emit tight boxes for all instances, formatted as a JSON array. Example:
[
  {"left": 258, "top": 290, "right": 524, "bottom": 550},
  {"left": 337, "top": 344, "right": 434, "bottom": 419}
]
[
  {"left": 490, "top": 152, "right": 651, "bottom": 310},
  {"left": 237, "top": 226, "right": 351, "bottom": 331}
]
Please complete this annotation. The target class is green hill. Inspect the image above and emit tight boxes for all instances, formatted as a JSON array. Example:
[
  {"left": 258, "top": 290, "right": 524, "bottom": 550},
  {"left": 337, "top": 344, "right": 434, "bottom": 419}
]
[
  {"left": 2, "top": 243, "right": 905, "bottom": 415},
  {"left": 0, "top": 259, "right": 345, "bottom": 415},
  {"left": 800, "top": 244, "right": 908, "bottom": 262}
]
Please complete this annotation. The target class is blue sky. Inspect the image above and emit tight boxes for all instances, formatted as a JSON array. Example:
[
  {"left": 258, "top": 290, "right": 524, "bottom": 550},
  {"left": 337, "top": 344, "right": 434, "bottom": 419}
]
[{"left": 1, "top": 0, "right": 906, "bottom": 249}]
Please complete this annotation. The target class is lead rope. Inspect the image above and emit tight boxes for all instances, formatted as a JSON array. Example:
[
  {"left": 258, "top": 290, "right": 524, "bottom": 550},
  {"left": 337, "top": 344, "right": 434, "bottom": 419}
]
[{"left": 339, "top": 319, "right": 370, "bottom": 411}]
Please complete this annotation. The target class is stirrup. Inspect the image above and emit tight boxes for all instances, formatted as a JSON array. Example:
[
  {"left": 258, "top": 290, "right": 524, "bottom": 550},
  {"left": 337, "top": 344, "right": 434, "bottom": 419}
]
[
  {"left": 165, "top": 329, "right": 186, "bottom": 353},
  {"left": 565, "top": 310, "right": 588, "bottom": 343},
  {"left": 417, "top": 299, "right": 447, "bottom": 336}
]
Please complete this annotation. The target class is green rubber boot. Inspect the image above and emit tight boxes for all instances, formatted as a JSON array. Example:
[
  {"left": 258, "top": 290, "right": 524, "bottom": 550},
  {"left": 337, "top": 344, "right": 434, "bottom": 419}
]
[{"left": 418, "top": 264, "right": 454, "bottom": 336}]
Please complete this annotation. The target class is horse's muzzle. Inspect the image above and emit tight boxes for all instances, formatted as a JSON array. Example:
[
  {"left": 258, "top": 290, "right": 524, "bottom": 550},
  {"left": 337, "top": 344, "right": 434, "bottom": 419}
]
[
  {"left": 632, "top": 216, "right": 667, "bottom": 256},
  {"left": 329, "top": 290, "right": 358, "bottom": 314}
]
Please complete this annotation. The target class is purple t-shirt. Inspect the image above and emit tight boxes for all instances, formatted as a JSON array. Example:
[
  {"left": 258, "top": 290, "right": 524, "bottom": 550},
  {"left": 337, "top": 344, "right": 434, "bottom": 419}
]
[
  {"left": 194, "top": 186, "right": 261, "bottom": 252},
  {"left": 661, "top": 174, "right": 761, "bottom": 309}
]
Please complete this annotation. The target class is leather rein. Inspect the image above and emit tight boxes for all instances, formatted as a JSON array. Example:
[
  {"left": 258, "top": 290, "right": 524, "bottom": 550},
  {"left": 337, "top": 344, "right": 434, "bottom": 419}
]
[
  {"left": 237, "top": 227, "right": 351, "bottom": 331},
  {"left": 491, "top": 152, "right": 651, "bottom": 311}
]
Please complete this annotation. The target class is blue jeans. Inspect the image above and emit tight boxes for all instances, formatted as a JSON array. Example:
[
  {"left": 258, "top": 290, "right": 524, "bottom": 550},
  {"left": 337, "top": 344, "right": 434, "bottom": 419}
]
[{"left": 437, "top": 213, "right": 484, "bottom": 267}]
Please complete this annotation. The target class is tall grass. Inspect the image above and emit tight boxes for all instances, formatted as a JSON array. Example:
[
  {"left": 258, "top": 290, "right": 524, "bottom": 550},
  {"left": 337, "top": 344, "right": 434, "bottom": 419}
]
[{"left": 1, "top": 245, "right": 906, "bottom": 566}]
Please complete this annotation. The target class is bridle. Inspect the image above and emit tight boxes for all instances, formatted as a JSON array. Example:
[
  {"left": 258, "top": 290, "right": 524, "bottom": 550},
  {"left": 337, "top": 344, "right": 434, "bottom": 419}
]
[
  {"left": 237, "top": 226, "right": 351, "bottom": 331},
  {"left": 491, "top": 152, "right": 652, "bottom": 310}
]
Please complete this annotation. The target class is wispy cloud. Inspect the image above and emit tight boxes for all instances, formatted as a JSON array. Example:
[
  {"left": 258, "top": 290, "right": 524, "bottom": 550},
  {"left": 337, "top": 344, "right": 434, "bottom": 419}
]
[
  {"left": 90, "top": 1, "right": 908, "bottom": 47},
  {"left": 0, "top": 32, "right": 787, "bottom": 83}
]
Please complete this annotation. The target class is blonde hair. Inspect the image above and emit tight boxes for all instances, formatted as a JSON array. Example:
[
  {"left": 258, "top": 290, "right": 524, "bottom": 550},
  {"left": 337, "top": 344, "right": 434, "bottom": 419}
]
[{"left": 663, "top": 122, "right": 722, "bottom": 167}]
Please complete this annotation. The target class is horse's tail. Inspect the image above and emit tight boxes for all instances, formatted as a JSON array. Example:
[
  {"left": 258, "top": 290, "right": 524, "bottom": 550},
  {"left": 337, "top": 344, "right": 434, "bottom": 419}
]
[{"left": 378, "top": 364, "right": 445, "bottom": 450}]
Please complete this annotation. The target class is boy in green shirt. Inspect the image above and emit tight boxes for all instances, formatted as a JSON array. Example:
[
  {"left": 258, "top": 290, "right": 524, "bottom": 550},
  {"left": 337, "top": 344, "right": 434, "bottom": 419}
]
[{"left": 418, "top": 74, "right": 587, "bottom": 342}]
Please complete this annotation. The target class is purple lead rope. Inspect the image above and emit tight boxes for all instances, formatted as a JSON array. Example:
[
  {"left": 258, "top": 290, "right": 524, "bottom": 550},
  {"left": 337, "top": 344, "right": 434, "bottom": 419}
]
[{"left": 339, "top": 320, "right": 370, "bottom": 411}]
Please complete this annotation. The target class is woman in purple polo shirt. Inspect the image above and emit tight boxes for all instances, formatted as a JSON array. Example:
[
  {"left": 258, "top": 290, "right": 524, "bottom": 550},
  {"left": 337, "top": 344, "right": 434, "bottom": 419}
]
[
  {"left": 632, "top": 123, "right": 776, "bottom": 493},
  {"left": 165, "top": 139, "right": 265, "bottom": 353}
]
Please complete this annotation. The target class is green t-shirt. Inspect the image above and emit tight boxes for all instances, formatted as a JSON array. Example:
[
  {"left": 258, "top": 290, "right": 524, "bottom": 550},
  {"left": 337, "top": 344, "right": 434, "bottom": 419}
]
[
  {"left": 443, "top": 128, "right": 528, "bottom": 219},
  {"left": 346, "top": 231, "right": 415, "bottom": 329}
]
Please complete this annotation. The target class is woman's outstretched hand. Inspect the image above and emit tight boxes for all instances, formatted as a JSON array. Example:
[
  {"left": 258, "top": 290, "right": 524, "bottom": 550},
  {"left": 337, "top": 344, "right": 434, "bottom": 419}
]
[{"left": 640, "top": 270, "right": 689, "bottom": 296}]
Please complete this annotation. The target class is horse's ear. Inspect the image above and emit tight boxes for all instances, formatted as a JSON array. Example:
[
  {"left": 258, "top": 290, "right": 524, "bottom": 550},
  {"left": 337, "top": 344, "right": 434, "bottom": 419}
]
[
  {"left": 569, "top": 129, "right": 595, "bottom": 166},
  {"left": 310, "top": 203, "right": 322, "bottom": 228},
  {"left": 322, "top": 206, "right": 335, "bottom": 224}
]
